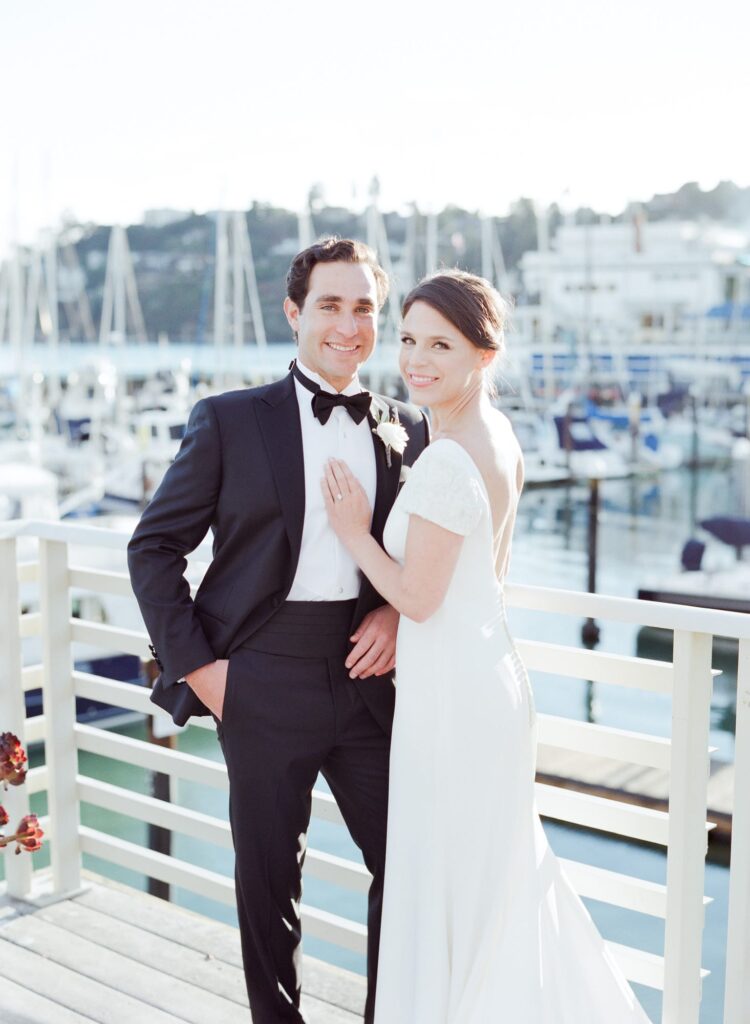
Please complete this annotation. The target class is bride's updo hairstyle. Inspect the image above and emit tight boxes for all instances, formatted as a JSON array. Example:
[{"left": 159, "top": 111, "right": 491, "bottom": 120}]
[{"left": 401, "top": 270, "right": 509, "bottom": 395}]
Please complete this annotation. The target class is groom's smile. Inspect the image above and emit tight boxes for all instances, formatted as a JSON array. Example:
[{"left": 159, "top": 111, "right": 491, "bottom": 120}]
[
  {"left": 284, "top": 260, "right": 379, "bottom": 392},
  {"left": 325, "top": 341, "right": 359, "bottom": 353}
]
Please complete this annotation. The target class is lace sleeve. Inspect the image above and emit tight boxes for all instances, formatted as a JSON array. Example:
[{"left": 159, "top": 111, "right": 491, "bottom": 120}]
[{"left": 399, "top": 444, "right": 484, "bottom": 536}]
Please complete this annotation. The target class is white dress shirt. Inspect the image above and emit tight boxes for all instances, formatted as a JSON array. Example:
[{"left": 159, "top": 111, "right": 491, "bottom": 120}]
[{"left": 287, "top": 359, "right": 377, "bottom": 600}]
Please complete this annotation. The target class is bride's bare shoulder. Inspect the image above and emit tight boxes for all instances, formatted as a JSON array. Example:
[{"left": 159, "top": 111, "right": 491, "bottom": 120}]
[
  {"left": 487, "top": 409, "right": 521, "bottom": 454},
  {"left": 486, "top": 410, "right": 524, "bottom": 487}
]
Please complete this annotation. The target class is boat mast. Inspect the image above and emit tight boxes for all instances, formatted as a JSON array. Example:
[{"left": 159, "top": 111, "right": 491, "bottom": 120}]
[
  {"left": 402, "top": 203, "right": 417, "bottom": 295},
  {"left": 99, "top": 225, "right": 147, "bottom": 346},
  {"left": 0, "top": 262, "right": 7, "bottom": 347},
  {"left": 365, "top": 178, "right": 402, "bottom": 348},
  {"left": 425, "top": 210, "right": 438, "bottom": 275},
  {"left": 481, "top": 213, "right": 493, "bottom": 283},
  {"left": 480, "top": 212, "right": 508, "bottom": 293},
  {"left": 235, "top": 210, "right": 267, "bottom": 349},
  {"left": 534, "top": 201, "right": 555, "bottom": 403},
  {"left": 213, "top": 210, "right": 268, "bottom": 387},
  {"left": 44, "top": 232, "right": 60, "bottom": 407},
  {"left": 213, "top": 209, "right": 228, "bottom": 379},
  {"left": 298, "top": 190, "right": 315, "bottom": 250},
  {"left": 232, "top": 212, "right": 244, "bottom": 354},
  {"left": 0, "top": 255, "right": 23, "bottom": 365},
  {"left": 19, "top": 233, "right": 62, "bottom": 407},
  {"left": 59, "top": 242, "right": 96, "bottom": 342},
  {"left": 1, "top": 247, "right": 27, "bottom": 415}
]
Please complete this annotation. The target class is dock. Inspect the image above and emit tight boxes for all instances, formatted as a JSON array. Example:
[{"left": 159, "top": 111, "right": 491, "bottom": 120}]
[
  {"left": 536, "top": 747, "right": 734, "bottom": 844},
  {"left": 0, "top": 869, "right": 365, "bottom": 1023}
]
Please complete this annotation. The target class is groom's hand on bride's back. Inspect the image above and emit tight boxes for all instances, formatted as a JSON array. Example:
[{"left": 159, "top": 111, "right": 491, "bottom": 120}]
[
  {"left": 346, "top": 604, "right": 399, "bottom": 679},
  {"left": 185, "top": 659, "right": 230, "bottom": 720}
]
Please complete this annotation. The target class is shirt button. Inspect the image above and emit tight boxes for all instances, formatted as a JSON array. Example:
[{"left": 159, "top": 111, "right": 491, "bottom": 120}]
[{"left": 337, "top": 587, "right": 344, "bottom": 595}]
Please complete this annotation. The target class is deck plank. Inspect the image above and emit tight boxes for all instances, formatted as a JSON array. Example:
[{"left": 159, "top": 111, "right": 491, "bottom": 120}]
[
  {"left": 75, "top": 878, "right": 245, "bottom": 968},
  {"left": 0, "top": 871, "right": 365, "bottom": 1022},
  {"left": 0, "top": 975, "right": 97, "bottom": 1024},
  {"left": 299, "top": 997, "right": 363, "bottom": 1022},
  {"left": 1, "top": 911, "right": 252, "bottom": 1022},
  {"left": 30, "top": 899, "right": 250, "bottom": 1008},
  {"left": 75, "top": 872, "right": 366, "bottom": 1016},
  {"left": 0, "top": 930, "right": 185, "bottom": 1023}
]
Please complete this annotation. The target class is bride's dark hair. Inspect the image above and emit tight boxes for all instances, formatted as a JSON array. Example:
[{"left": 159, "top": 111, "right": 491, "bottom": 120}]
[{"left": 401, "top": 269, "right": 509, "bottom": 357}]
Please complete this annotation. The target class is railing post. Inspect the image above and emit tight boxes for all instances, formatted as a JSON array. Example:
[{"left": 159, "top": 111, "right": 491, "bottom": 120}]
[
  {"left": 662, "top": 630, "right": 713, "bottom": 1024},
  {"left": 0, "top": 536, "right": 33, "bottom": 898},
  {"left": 38, "top": 537, "right": 83, "bottom": 898},
  {"left": 724, "top": 637, "right": 750, "bottom": 1024}
]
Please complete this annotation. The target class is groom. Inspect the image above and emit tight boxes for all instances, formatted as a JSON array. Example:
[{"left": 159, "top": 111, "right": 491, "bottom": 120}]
[{"left": 127, "top": 237, "right": 429, "bottom": 1023}]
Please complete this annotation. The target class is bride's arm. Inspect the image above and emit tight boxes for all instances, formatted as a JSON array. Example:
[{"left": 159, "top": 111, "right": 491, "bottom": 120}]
[{"left": 322, "top": 459, "right": 463, "bottom": 623}]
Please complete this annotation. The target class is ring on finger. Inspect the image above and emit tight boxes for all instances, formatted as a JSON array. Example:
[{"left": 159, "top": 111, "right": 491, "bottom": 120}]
[{"left": 336, "top": 493, "right": 343, "bottom": 501}]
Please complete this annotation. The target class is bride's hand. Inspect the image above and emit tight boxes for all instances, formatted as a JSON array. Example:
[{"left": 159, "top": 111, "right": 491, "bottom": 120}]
[{"left": 321, "top": 459, "right": 372, "bottom": 546}]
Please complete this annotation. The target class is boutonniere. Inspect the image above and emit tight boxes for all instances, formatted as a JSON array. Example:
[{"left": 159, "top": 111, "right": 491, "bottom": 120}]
[{"left": 371, "top": 406, "right": 409, "bottom": 468}]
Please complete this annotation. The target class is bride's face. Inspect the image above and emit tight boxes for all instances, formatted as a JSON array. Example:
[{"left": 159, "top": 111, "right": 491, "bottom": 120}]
[{"left": 399, "top": 300, "right": 491, "bottom": 407}]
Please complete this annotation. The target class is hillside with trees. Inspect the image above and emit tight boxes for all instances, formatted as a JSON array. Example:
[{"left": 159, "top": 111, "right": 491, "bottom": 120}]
[{"left": 54, "top": 180, "right": 749, "bottom": 343}]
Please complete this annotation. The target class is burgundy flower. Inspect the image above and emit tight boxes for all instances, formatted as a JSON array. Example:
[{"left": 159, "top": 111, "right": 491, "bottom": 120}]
[
  {"left": 13, "top": 814, "right": 44, "bottom": 855},
  {"left": 0, "top": 804, "right": 8, "bottom": 827},
  {"left": 0, "top": 732, "right": 28, "bottom": 788}
]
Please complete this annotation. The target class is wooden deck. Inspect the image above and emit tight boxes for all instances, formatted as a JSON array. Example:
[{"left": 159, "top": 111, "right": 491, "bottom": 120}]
[
  {"left": 537, "top": 748, "right": 734, "bottom": 842},
  {"left": 0, "top": 869, "right": 365, "bottom": 1023}
]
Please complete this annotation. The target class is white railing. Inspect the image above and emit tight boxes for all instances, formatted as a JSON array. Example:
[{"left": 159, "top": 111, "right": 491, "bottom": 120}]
[{"left": 2, "top": 518, "right": 749, "bottom": 1024}]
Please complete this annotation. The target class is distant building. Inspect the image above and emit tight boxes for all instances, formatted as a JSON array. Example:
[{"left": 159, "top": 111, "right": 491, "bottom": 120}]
[
  {"left": 142, "top": 209, "right": 192, "bottom": 228},
  {"left": 519, "top": 220, "right": 750, "bottom": 344}
]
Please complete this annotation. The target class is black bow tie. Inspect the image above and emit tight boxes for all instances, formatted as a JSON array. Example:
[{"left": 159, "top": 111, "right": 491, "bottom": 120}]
[{"left": 291, "top": 361, "right": 371, "bottom": 426}]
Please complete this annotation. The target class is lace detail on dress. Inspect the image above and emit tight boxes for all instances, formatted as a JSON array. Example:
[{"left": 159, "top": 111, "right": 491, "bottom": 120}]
[{"left": 398, "top": 442, "right": 485, "bottom": 537}]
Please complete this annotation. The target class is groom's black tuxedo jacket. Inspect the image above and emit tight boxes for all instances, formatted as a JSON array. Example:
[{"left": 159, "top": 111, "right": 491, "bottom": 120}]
[{"left": 127, "top": 371, "right": 429, "bottom": 731}]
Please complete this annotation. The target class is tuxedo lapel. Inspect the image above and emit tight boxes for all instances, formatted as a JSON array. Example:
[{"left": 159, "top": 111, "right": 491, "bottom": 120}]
[
  {"left": 368, "top": 396, "right": 402, "bottom": 545},
  {"left": 350, "top": 395, "right": 403, "bottom": 632},
  {"left": 255, "top": 374, "right": 305, "bottom": 568}
]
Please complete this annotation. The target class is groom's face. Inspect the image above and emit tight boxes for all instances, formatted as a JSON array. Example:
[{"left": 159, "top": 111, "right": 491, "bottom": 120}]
[{"left": 284, "top": 261, "right": 378, "bottom": 391}]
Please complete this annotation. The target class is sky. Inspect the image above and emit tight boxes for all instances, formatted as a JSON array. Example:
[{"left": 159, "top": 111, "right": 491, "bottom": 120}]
[{"left": 1, "top": 0, "right": 748, "bottom": 254}]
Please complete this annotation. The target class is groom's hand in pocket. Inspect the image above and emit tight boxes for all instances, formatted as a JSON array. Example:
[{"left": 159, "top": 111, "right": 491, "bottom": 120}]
[
  {"left": 347, "top": 604, "right": 399, "bottom": 679},
  {"left": 185, "top": 659, "right": 230, "bottom": 720}
]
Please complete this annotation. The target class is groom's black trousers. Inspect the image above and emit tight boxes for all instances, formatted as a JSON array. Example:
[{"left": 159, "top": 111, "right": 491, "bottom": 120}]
[{"left": 214, "top": 600, "right": 390, "bottom": 1024}]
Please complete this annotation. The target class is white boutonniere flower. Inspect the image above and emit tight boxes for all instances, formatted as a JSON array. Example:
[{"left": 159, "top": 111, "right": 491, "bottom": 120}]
[{"left": 372, "top": 406, "right": 409, "bottom": 468}]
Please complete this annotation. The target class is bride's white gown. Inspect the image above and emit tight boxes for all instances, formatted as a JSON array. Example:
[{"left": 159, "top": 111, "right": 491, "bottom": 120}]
[{"left": 375, "top": 438, "right": 650, "bottom": 1023}]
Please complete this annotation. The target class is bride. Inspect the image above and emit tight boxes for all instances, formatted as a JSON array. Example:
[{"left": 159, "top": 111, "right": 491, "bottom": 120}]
[{"left": 322, "top": 269, "right": 650, "bottom": 1023}]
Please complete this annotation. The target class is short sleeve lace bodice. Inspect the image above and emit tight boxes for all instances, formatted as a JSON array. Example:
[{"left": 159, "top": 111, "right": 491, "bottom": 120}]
[{"left": 398, "top": 440, "right": 485, "bottom": 537}]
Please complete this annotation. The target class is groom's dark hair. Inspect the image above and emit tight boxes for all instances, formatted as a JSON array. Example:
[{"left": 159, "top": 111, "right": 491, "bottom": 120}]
[{"left": 286, "top": 237, "right": 390, "bottom": 311}]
